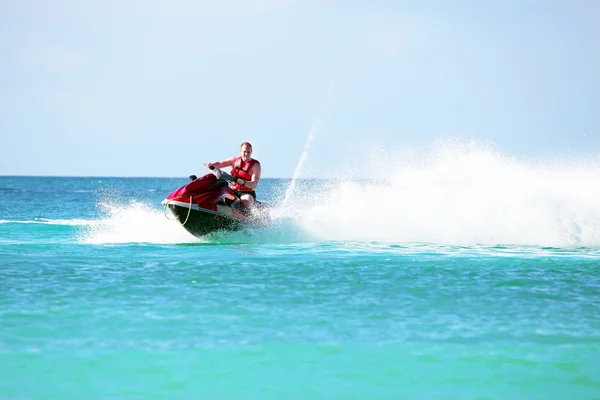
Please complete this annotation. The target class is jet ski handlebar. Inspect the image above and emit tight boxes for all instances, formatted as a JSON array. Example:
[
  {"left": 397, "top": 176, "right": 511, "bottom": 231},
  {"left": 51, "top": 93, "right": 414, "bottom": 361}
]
[{"left": 209, "top": 166, "right": 235, "bottom": 183}]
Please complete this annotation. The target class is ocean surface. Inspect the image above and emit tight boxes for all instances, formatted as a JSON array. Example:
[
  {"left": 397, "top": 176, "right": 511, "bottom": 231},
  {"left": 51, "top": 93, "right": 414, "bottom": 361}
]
[{"left": 1, "top": 168, "right": 600, "bottom": 399}]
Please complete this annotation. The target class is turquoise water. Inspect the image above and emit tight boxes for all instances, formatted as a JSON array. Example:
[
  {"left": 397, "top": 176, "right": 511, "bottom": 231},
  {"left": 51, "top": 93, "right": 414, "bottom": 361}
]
[{"left": 1, "top": 175, "right": 599, "bottom": 399}]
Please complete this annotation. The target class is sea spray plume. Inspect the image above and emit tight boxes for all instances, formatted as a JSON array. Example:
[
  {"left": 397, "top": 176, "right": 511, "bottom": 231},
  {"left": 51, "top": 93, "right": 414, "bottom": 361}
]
[
  {"left": 292, "top": 140, "right": 600, "bottom": 247},
  {"left": 281, "top": 83, "right": 335, "bottom": 211},
  {"left": 269, "top": 178, "right": 344, "bottom": 244},
  {"left": 78, "top": 199, "right": 199, "bottom": 244},
  {"left": 280, "top": 120, "right": 319, "bottom": 211},
  {"left": 80, "top": 194, "right": 316, "bottom": 245}
]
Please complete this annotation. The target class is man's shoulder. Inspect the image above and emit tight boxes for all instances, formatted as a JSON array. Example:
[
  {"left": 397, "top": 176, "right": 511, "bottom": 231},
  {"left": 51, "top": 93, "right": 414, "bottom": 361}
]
[{"left": 249, "top": 159, "right": 261, "bottom": 174}]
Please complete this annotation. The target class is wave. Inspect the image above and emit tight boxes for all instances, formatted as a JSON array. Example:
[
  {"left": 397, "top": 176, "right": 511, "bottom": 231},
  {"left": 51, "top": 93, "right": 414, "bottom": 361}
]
[{"left": 0, "top": 218, "right": 98, "bottom": 226}]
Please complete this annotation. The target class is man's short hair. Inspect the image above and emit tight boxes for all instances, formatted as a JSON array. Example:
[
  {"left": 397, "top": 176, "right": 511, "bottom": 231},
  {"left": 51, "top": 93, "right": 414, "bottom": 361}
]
[{"left": 240, "top": 142, "right": 253, "bottom": 150}]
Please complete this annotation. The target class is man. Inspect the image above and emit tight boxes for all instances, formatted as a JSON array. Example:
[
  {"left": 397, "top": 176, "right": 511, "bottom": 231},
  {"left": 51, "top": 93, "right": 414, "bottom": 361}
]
[{"left": 204, "top": 142, "right": 262, "bottom": 212}]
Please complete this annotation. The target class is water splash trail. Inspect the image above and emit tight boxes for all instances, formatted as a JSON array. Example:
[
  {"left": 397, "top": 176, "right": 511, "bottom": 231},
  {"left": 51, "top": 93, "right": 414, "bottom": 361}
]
[
  {"left": 77, "top": 200, "right": 199, "bottom": 244},
  {"left": 290, "top": 141, "right": 600, "bottom": 247},
  {"left": 280, "top": 84, "right": 335, "bottom": 210}
]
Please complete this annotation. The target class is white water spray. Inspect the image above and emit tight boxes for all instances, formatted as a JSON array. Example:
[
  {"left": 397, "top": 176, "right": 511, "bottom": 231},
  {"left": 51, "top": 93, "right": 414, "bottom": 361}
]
[
  {"left": 280, "top": 122, "right": 319, "bottom": 209},
  {"left": 277, "top": 140, "right": 600, "bottom": 248},
  {"left": 78, "top": 200, "right": 199, "bottom": 244},
  {"left": 280, "top": 84, "right": 335, "bottom": 210},
  {"left": 70, "top": 140, "right": 600, "bottom": 248}
]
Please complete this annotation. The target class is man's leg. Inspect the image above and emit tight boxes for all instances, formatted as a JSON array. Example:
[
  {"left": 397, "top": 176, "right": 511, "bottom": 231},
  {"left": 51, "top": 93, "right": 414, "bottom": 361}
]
[{"left": 239, "top": 193, "right": 255, "bottom": 211}]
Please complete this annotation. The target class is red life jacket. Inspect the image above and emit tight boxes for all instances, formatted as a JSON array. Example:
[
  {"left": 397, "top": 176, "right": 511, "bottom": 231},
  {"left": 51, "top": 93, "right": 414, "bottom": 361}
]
[{"left": 231, "top": 157, "right": 259, "bottom": 192}]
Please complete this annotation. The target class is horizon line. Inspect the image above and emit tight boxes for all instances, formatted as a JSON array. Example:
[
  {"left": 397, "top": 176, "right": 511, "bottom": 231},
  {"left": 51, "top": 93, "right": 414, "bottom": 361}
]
[{"left": 0, "top": 174, "right": 332, "bottom": 180}]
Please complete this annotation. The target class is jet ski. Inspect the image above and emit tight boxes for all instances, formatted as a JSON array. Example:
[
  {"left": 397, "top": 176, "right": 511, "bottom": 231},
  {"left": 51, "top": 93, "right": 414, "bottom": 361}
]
[{"left": 161, "top": 167, "right": 269, "bottom": 238}]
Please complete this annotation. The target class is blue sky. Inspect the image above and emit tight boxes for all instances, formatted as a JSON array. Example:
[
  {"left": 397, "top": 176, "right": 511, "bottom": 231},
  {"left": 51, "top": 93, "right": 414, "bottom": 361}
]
[{"left": 1, "top": 0, "right": 598, "bottom": 178}]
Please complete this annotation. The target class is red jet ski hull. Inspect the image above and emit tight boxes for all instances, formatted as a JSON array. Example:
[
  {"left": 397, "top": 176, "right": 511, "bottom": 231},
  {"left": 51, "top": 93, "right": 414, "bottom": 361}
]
[{"left": 162, "top": 173, "right": 258, "bottom": 238}]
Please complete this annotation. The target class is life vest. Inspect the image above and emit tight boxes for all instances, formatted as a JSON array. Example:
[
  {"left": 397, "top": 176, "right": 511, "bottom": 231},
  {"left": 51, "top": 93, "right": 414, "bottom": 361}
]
[{"left": 231, "top": 157, "right": 259, "bottom": 192}]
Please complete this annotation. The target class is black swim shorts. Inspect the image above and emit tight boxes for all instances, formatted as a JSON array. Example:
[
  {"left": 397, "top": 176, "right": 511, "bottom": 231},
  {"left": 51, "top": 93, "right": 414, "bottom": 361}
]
[{"left": 233, "top": 190, "right": 256, "bottom": 200}]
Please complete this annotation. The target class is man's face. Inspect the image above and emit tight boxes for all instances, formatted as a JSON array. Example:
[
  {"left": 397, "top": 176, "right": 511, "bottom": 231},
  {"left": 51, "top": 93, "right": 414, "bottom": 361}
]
[{"left": 241, "top": 144, "right": 252, "bottom": 162}]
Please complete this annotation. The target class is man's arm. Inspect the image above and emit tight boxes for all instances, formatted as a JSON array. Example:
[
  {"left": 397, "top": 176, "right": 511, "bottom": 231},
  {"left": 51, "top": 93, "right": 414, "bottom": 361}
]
[
  {"left": 235, "top": 163, "right": 261, "bottom": 190},
  {"left": 205, "top": 157, "right": 236, "bottom": 169}
]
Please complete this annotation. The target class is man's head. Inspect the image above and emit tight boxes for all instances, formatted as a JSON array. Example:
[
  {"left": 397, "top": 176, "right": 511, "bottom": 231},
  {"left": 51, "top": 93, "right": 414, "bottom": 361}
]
[{"left": 240, "top": 142, "right": 253, "bottom": 162}]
